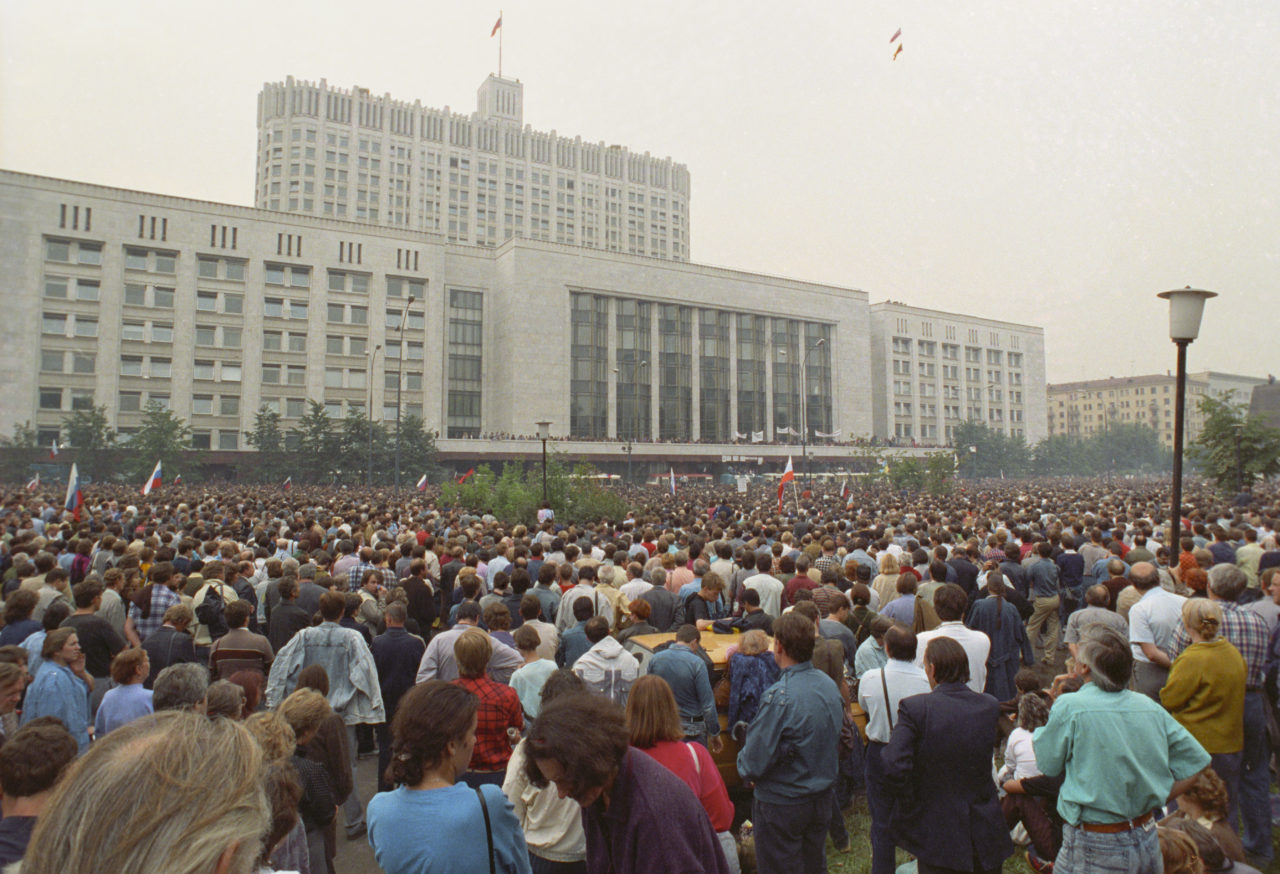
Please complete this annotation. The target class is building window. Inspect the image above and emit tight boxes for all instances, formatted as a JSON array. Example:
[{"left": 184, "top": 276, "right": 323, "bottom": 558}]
[{"left": 445, "top": 289, "right": 484, "bottom": 438}]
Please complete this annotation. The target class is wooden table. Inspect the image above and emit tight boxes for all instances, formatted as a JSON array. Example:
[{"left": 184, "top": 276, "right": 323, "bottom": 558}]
[{"left": 627, "top": 630, "right": 763, "bottom": 668}]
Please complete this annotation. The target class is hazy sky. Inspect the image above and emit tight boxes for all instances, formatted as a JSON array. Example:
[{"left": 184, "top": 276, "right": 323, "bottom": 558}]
[{"left": 3, "top": 0, "right": 1277, "bottom": 385}]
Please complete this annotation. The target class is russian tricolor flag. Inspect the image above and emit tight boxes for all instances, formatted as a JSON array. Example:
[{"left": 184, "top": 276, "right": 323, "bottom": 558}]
[
  {"left": 142, "top": 459, "right": 162, "bottom": 495},
  {"left": 417, "top": 473, "right": 429, "bottom": 490},
  {"left": 64, "top": 463, "right": 83, "bottom": 520}
]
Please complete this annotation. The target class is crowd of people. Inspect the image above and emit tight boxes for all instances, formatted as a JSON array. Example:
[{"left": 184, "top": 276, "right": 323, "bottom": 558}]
[{"left": 0, "top": 474, "right": 1278, "bottom": 874}]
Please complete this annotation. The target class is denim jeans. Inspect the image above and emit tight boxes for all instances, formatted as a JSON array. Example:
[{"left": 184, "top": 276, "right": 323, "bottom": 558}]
[
  {"left": 1055, "top": 821, "right": 1160, "bottom": 874},
  {"left": 1209, "top": 750, "right": 1243, "bottom": 834},
  {"left": 1241, "top": 691, "right": 1273, "bottom": 861},
  {"left": 343, "top": 723, "right": 365, "bottom": 835},
  {"left": 863, "top": 741, "right": 896, "bottom": 874},
  {"left": 752, "top": 792, "right": 830, "bottom": 874}
]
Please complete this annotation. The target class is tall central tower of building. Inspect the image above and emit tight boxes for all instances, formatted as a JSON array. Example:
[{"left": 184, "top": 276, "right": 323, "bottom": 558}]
[{"left": 256, "top": 75, "right": 691, "bottom": 261}]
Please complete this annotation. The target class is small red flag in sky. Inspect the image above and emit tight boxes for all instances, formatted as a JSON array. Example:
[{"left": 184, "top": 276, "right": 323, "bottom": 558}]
[
  {"left": 890, "top": 28, "right": 902, "bottom": 43},
  {"left": 491, "top": 14, "right": 502, "bottom": 37},
  {"left": 893, "top": 43, "right": 903, "bottom": 60}
]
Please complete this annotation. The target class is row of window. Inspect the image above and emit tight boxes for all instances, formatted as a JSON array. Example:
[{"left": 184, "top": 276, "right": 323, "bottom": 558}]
[{"left": 891, "top": 337, "right": 1026, "bottom": 369}]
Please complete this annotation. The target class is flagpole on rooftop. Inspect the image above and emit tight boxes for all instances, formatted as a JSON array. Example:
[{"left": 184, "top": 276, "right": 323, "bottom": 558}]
[{"left": 498, "top": 10, "right": 503, "bottom": 77}]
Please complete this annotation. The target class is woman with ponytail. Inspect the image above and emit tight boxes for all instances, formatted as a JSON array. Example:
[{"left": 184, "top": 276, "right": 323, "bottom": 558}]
[
  {"left": 1161, "top": 599, "right": 1246, "bottom": 824},
  {"left": 966, "top": 568, "right": 1033, "bottom": 700}
]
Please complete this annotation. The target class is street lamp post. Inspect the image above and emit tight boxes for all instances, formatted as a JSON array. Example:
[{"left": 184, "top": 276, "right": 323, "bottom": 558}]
[
  {"left": 393, "top": 295, "right": 415, "bottom": 489},
  {"left": 1157, "top": 287, "right": 1216, "bottom": 551},
  {"left": 800, "top": 338, "right": 825, "bottom": 487},
  {"left": 1233, "top": 422, "right": 1245, "bottom": 495},
  {"left": 367, "top": 343, "right": 381, "bottom": 486},
  {"left": 613, "top": 360, "right": 648, "bottom": 484},
  {"left": 536, "top": 421, "right": 552, "bottom": 503}
]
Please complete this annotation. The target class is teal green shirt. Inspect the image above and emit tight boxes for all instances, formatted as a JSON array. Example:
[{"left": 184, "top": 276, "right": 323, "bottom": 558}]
[{"left": 1033, "top": 682, "right": 1209, "bottom": 825}]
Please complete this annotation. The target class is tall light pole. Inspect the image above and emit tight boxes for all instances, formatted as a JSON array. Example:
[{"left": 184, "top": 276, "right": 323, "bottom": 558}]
[
  {"left": 612, "top": 359, "right": 648, "bottom": 484},
  {"left": 1157, "top": 287, "right": 1216, "bottom": 552},
  {"left": 536, "top": 420, "right": 552, "bottom": 502},
  {"left": 367, "top": 343, "right": 381, "bottom": 486},
  {"left": 1232, "top": 421, "right": 1245, "bottom": 495},
  {"left": 800, "top": 338, "right": 825, "bottom": 487},
  {"left": 393, "top": 295, "right": 415, "bottom": 489}
]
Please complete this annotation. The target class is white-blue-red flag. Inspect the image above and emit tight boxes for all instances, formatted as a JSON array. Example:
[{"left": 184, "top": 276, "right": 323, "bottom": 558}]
[
  {"left": 669, "top": 468, "right": 676, "bottom": 496},
  {"left": 778, "top": 456, "right": 795, "bottom": 512},
  {"left": 417, "top": 473, "right": 429, "bottom": 490},
  {"left": 283, "top": 476, "right": 293, "bottom": 490},
  {"left": 142, "top": 460, "right": 162, "bottom": 495},
  {"left": 26, "top": 473, "right": 39, "bottom": 491},
  {"left": 49, "top": 439, "right": 59, "bottom": 460},
  {"left": 64, "top": 464, "right": 83, "bottom": 520}
]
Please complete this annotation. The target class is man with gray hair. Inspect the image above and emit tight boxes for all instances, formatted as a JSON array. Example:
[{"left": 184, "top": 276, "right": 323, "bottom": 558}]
[
  {"left": 1033, "top": 626, "right": 1210, "bottom": 874},
  {"left": 1063, "top": 584, "right": 1128, "bottom": 661},
  {"left": 1126, "top": 561, "right": 1185, "bottom": 700},
  {"left": 152, "top": 663, "right": 209, "bottom": 712},
  {"left": 1166, "top": 563, "right": 1272, "bottom": 864}
]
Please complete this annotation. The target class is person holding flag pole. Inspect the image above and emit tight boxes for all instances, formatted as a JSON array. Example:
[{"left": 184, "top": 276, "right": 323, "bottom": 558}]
[
  {"left": 64, "top": 464, "right": 83, "bottom": 521},
  {"left": 778, "top": 456, "right": 796, "bottom": 513},
  {"left": 141, "top": 460, "right": 162, "bottom": 496}
]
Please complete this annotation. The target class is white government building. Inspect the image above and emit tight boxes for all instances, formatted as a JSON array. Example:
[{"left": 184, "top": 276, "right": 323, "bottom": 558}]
[{"left": 0, "top": 74, "right": 1046, "bottom": 477}]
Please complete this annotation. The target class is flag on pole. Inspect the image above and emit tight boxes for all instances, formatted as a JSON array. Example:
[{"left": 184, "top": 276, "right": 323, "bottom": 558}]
[
  {"left": 778, "top": 456, "right": 795, "bottom": 511},
  {"left": 49, "top": 438, "right": 59, "bottom": 460},
  {"left": 283, "top": 476, "right": 292, "bottom": 490},
  {"left": 64, "top": 464, "right": 83, "bottom": 521},
  {"left": 840, "top": 479, "right": 850, "bottom": 501},
  {"left": 890, "top": 27, "right": 902, "bottom": 42},
  {"left": 416, "top": 473, "right": 429, "bottom": 490},
  {"left": 141, "top": 460, "right": 162, "bottom": 496},
  {"left": 490, "top": 13, "right": 502, "bottom": 36},
  {"left": 173, "top": 473, "right": 182, "bottom": 486},
  {"left": 26, "top": 473, "right": 39, "bottom": 491},
  {"left": 457, "top": 468, "right": 476, "bottom": 484},
  {"left": 669, "top": 468, "right": 676, "bottom": 496},
  {"left": 893, "top": 43, "right": 903, "bottom": 60}
]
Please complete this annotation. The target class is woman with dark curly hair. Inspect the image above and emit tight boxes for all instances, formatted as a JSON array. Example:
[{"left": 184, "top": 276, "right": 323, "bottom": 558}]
[
  {"left": 525, "top": 692, "right": 729, "bottom": 874},
  {"left": 368, "top": 680, "right": 532, "bottom": 874}
]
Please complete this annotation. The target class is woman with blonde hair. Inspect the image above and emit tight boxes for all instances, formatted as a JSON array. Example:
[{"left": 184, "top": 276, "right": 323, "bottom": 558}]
[
  {"left": 22, "top": 711, "right": 269, "bottom": 874},
  {"left": 1162, "top": 598, "right": 1246, "bottom": 826},
  {"left": 871, "top": 552, "right": 901, "bottom": 610}
]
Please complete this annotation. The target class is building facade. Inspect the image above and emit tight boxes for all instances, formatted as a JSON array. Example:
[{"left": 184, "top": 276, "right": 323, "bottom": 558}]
[
  {"left": 256, "top": 76, "right": 691, "bottom": 261},
  {"left": 869, "top": 302, "right": 1048, "bottom": 445},
  {"left": 2, "top": 170, "right": 880, "bottom": 459},
  {"left": 1047, "top": 371, "right": 1268, "bottom": 448}
]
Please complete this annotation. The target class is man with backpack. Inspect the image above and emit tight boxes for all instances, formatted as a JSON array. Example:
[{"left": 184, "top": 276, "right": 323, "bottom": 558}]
[{"left": 191, "top": 560, "right": 238, "bottom": 661}]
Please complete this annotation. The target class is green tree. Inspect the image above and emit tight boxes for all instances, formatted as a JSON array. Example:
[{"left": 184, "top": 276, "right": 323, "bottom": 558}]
[
  {"left": 397, "top": 414, "right": 440, "bottom": 485},
  {"left": 1, "top": 421, "right": 38, "bottom": 449},
  {"left": 63, "top": 405, "right": 116, "bottom": 452},
  {"left": 245, "top": 405, "right": 288, "bottom": 481},
  {"left": 127, "top": 401, "right": 191, "bottom": 481},
  {"left": 291, "top": 401, "right": 338, "bottom": 482},
  {"left": 887, "top": 457, "right": 925, "bottom": 491},
  {"left": 953, "top": 420, "right": 1031, "bottom": 478},
  {"left": 923, "top": 453, "right": 956, "bottom": 495},
  {"left": 1189, "top": 393, "right": 1280, "bottom": 492}
]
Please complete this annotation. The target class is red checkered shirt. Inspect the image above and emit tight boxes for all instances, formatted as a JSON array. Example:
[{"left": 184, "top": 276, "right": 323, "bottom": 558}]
[{"left": 453, "top": 675, "right": 523, "bottom": 771}]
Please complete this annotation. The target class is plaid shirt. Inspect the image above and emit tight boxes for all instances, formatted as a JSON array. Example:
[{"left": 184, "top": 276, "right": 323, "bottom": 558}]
[
  {"left": 128, "top": 584, "right": 180, "bottom": 642},
  {"left": 1172, "top": 601, "right": 1269, "bottom": 691},
  {"left": 347, "top": 562, "right": 395, "bottom": 592},
  {"left": 452, "top": 675, "right": 522, "bottom": 771}
]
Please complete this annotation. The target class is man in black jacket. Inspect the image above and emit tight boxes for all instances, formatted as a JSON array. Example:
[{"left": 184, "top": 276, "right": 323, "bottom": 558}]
[
  {"left": 370, "top": 602, "right": 425, "bottom": 791},
  {"left": 883, "top": 636, "right": 1012, "bottom": 874},
  {"left": 140, "top": 603, "right": 198, "bottom": 689},
  {"left": 267, "top": 577, "right": 311, "bottom": 653}
]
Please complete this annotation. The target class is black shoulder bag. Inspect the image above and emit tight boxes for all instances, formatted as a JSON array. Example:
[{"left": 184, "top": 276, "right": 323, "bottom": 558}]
[{"left": 475, "top": 786, "right": 495, "bottom": 874}]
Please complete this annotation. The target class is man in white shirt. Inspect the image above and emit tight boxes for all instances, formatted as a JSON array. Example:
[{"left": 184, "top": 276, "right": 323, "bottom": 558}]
[
  {"left": 1127, "top": 562, "right": 1186, "bottom": 700},
  {"left": 742, "top": 552, "right": 785, "bottom": 618},
  {"left": 618, "top": 562, "right": 651, "bottom": 603},
  {"left": 554, "top": 565, "right": 614, "bottom": 633},
  {"left": 858, "top": 625, "right": 932, "bottom": 874},
  {"left": 913, "top": 584, "right": 991, "bottom": 695}
]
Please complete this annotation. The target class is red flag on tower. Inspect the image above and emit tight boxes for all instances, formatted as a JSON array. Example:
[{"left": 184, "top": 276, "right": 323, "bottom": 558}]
[{"left": 490, "top": 13, "right": 502, "bottom": 36}]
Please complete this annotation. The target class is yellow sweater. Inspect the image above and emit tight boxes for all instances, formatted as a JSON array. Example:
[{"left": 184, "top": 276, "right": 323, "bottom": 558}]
[{"left": 1160, "top": 637, "right": 1245, "bottom": 753}]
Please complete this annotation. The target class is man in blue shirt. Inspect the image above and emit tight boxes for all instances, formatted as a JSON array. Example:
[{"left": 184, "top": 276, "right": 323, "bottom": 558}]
[
  {"left": 647, "top": 625, "right": 722, "bottom": 752},
  {"left": 1026, "top": 542, "right": 1061, "bottom": 664},
  {"left": 738, "top": 611, "right": 844, "bottom": 874},
  {"left": 1033, "top": 625, "right": 1210, "bottom": 874}
]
